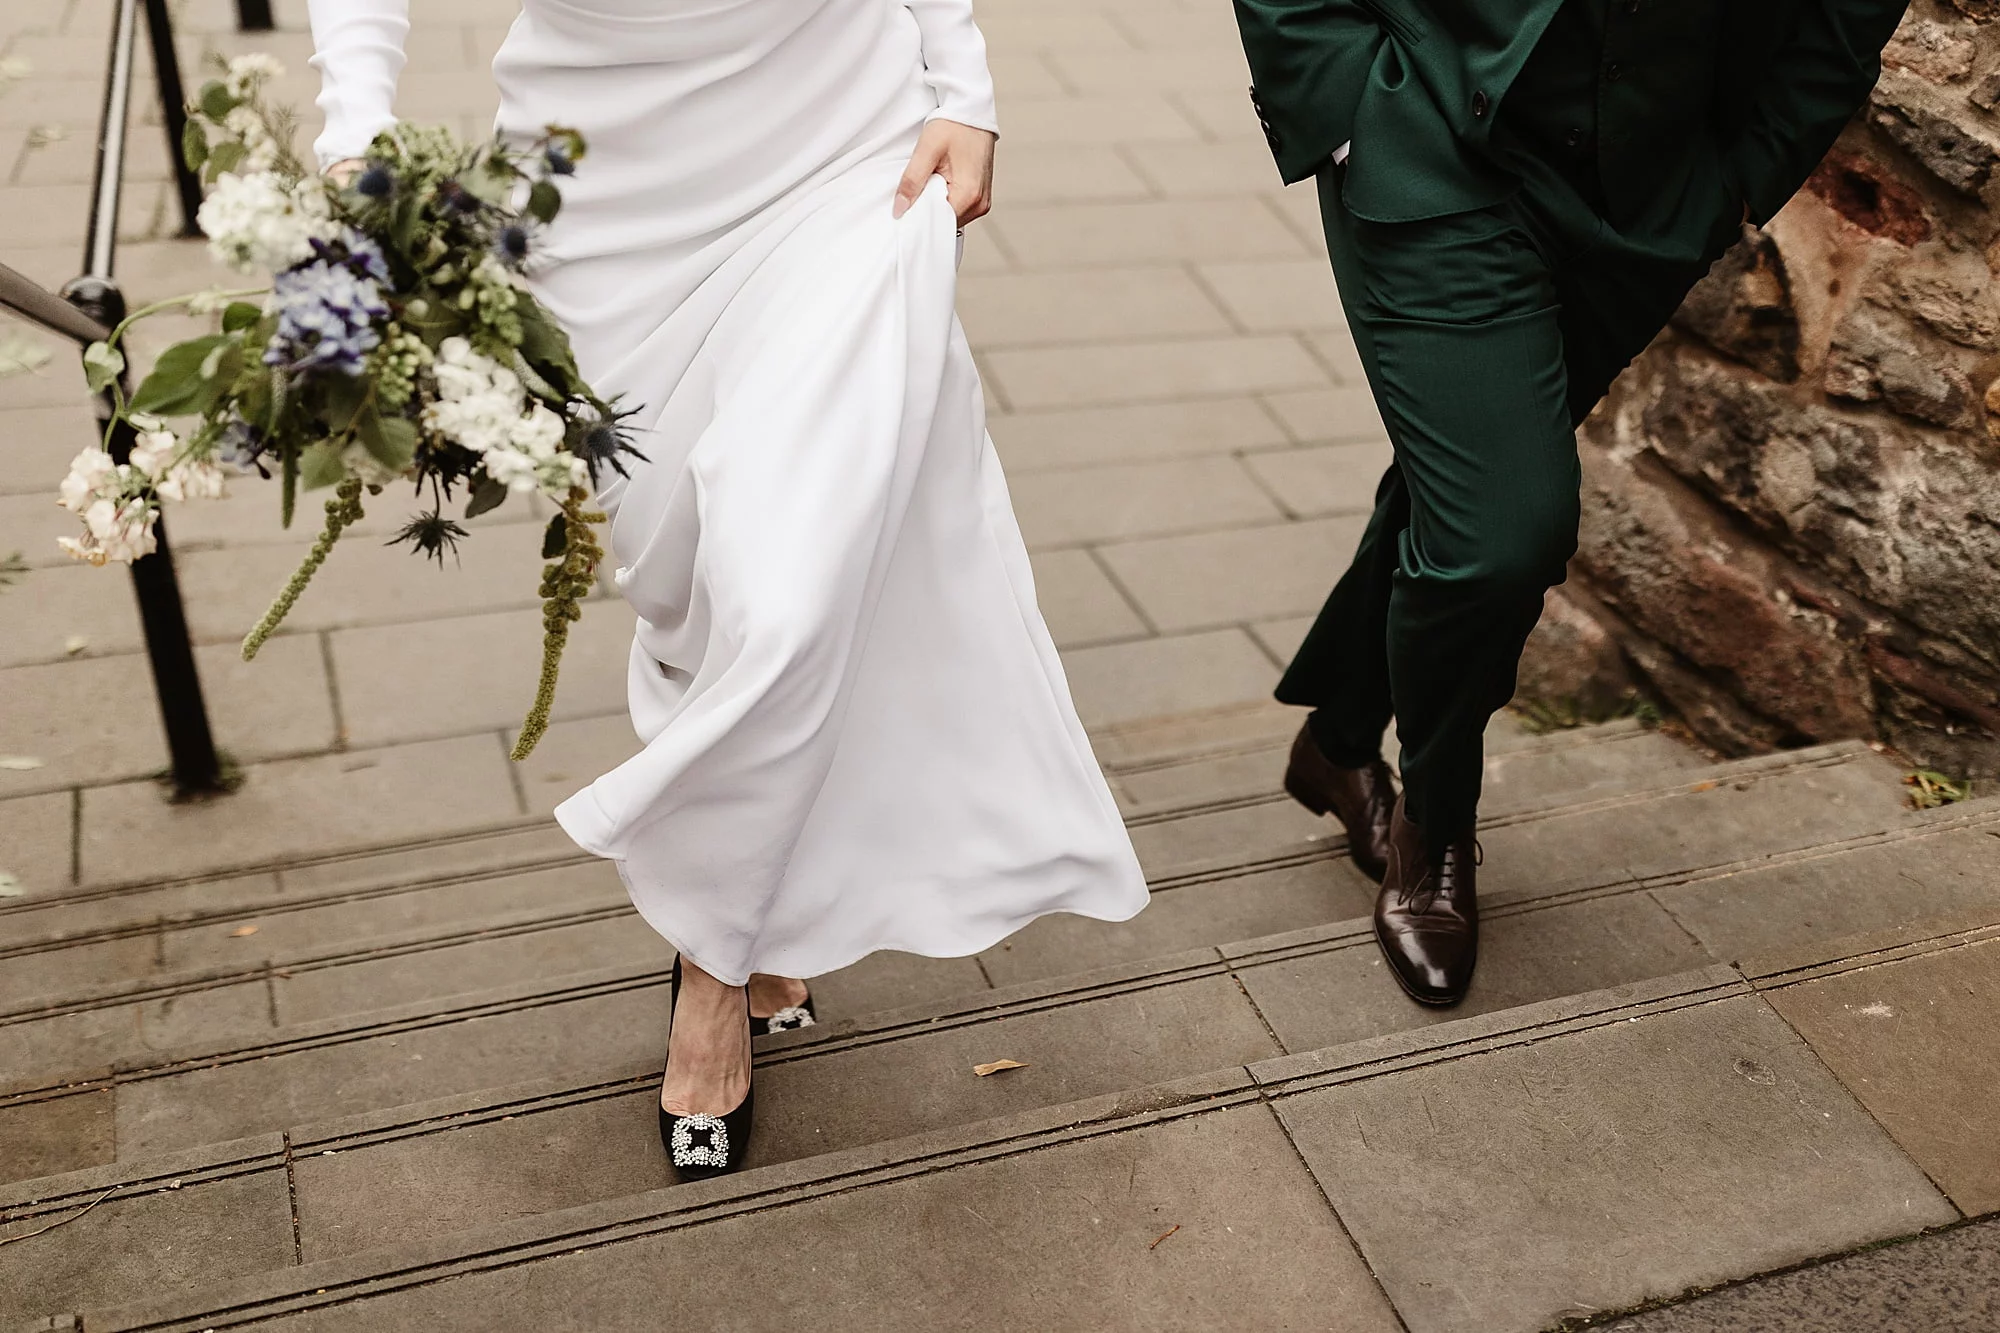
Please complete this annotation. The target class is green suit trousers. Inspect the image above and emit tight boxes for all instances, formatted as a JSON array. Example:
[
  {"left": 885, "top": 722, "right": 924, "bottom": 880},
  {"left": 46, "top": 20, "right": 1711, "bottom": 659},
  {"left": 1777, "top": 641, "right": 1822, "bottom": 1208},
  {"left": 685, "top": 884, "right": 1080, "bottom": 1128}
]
[{"left": 1277, "top": 163, "right": 1727, "bottom": 845}]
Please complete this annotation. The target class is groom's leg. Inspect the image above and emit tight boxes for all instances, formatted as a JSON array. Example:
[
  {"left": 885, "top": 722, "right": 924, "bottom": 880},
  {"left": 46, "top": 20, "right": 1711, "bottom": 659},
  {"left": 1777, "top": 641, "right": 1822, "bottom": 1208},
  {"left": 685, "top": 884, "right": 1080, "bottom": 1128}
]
[
  {"left": 1321, "top": 180, "right": 1578, "bottom": 846},
  {"left": 1273, "top": 171, "right": 1406, "bottom": 768}
]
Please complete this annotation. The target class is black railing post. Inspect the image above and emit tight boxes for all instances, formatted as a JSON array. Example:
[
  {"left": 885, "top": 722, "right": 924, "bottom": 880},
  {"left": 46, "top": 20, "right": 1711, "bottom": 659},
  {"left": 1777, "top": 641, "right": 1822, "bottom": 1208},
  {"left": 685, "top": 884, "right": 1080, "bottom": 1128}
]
[
  {"left": 64, "top": 277, "right": 225, "bottom": 797},
  {"left": 236, "top": 0, "right": 275, "bottom": 33},
  {"left": 141, "top": 0, "right": 203, "bottom": 237},
  {"left": 67, "top": 0, "right": 227, "bottom": 798}
]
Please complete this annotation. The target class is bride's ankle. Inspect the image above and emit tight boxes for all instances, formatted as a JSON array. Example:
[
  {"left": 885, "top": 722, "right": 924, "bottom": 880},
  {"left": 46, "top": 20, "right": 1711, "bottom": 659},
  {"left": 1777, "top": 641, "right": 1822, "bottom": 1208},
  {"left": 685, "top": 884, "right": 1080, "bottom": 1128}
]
[{"left": 746, "top": 972, "right": 809, "bottom": 1016}]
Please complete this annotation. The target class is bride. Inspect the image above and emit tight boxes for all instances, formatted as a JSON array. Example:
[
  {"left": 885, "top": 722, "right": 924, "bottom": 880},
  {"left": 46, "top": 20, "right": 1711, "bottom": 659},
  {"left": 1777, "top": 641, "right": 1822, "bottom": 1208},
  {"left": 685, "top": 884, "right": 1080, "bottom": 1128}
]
[{"left": 305, "top": 0, "right": 1148, "bottom": 1178}]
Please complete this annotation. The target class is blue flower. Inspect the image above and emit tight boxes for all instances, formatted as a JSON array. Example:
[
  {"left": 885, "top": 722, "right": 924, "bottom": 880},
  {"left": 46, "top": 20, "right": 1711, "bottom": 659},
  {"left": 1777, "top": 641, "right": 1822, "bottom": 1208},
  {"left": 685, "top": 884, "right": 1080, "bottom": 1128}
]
[
  {"left": 356, "top": 162, "right": 395, "bottom": 197},
  {"left": 544, "top": 146, "right": 575, "bottom": 176},
  {"left": 495, "top": 223, "right": 532, "bottom": 267},
  {"left": 264, "top": 259, "right": 390, "bottom": 376}
]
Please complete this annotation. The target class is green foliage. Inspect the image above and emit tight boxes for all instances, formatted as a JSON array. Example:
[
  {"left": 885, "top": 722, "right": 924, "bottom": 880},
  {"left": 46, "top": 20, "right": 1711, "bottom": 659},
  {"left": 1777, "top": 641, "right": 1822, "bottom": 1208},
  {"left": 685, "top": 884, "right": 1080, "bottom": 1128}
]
[
  {"left": 129, "top": 334, "right": 237, "bottom": 416},
  {"left": 1906, "top": 769, "right": 1973, "bottom": 810},
  {"left": 82, "top": 341, "right": 124, "bottom": 394}
]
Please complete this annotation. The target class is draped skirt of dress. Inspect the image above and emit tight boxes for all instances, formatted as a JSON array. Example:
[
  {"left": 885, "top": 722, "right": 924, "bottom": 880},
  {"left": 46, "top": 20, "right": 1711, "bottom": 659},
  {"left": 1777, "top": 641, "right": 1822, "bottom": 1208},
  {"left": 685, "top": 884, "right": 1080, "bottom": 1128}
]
[{"left": 491, "top": 0, "right": 1147, "bottom": 985}]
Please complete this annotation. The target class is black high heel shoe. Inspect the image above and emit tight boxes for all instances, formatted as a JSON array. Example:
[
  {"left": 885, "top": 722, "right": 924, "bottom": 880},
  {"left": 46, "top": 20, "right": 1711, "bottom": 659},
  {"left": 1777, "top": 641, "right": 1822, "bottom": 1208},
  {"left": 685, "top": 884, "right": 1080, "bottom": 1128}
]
[
  {"left": 750, "top": 988, "right": 816, "bottom": 1037},
  {"left": 658, "top": 956, "right": 755, "bottom": 1181}
]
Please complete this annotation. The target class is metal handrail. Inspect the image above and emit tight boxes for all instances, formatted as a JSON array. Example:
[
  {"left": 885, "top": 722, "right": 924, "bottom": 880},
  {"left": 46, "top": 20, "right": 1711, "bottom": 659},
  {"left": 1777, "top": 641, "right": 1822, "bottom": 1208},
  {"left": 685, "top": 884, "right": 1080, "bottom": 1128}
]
[{"left": 0, "top": 262, "right": 111, "bottom": 346}]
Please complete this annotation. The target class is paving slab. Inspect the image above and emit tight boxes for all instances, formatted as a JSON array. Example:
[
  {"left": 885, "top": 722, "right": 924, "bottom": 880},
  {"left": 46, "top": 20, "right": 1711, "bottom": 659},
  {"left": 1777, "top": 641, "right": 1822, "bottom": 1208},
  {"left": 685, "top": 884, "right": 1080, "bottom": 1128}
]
[
  {"left": 290, "top": 970, "right": 1279, "bottom": 1261},
  {"left": 0, "top": 1162, "right": 295, "bottom": 1319},
  {"left": 1263, "top": 384, "right": 1391, "bottom": 443},
  {"left": 223, "top": 1105, "right": 1403, "bottom": 1333},
  {"left": 1655, "top": 822, "right": 2000, "bottom": 963},
  {"left": 1280, "top": 992, "right": 1956, "bottom": 1333},
  {"left": 1123, "top": 138, "right": 1297, "bottom": 197},
  {"left": 507, "top": 712, "right": 639, "bottom": 818},
  {"left": 0, "top": 633, "right": 336, "bottom": 796},
  {"left": 958, "top": 265, "right": 1232, "bottom": 346},
  {"left": 987, "top": 397, "right": 1289, "bottom": 471},
  {"left": 1238, "top": 893, "right": 1714, "bottom": 1054},
  {"left": 0, "top": 562, "right": 150, "bottom": 668},
  {"left": 0, "top": 1086, "right": 115, "bottom": 1181},
  {"left": 1197, "top": 257, "right": 1349, "bottom": 333},
  {"left": 986, "top": 198, "right": 1307, "bottom": 269},
  {"left": 1060, "top": 628, "right": 1278, "bottom": 726},
  {"left": 77, "top": 733, "right": 524, "bottom": 885},
  {"left": 980, "top": 860, "right": 1374, "bottom": 988},
  {"left": 0, "top": 790, "right": 74, "bottom": 897},
  {"left": 985, "top": 332, "right": 1328, "bottom": 410},
  {"left": 0, "top": 978, "right": 274, "bottom": 1098},
  {"left": 1099, "top": 515, "right": 1371, "bottom": 630},
  {"left": 328, "top": 602, "right": 633, "bottom": 749},
  {"left": 1763, "top": 933, "right": 2000, "bottom": 1215},
  {"left": 1009, "top": 455, "right": 1280, "bottom": 547},
  {"left": 1603, "top": 1216, "right": 2000, "bottom": 1332},
  {"left": 1026, "top": 547, "right": 1148, "bottom": 647},
  {"left": 1244, "top": 440, "right": 1394, "bottom": 518},
  {"left": 272, "top": 913, "right": 669, "bottom": 1027},
  {"left": 981, "top": 93, "right": 1203, "bottom": 145}
]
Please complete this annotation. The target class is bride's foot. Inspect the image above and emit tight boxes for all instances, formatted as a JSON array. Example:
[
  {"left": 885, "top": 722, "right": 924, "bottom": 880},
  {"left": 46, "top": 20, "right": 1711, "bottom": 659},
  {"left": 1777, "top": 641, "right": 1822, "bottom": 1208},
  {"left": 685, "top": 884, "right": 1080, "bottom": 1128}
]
[
  {"left": 748, "top": 972, "right": 815, "bottom": 1035},
  {"left": 659, "top": 956, "right": 755, "bottom": 1179}
]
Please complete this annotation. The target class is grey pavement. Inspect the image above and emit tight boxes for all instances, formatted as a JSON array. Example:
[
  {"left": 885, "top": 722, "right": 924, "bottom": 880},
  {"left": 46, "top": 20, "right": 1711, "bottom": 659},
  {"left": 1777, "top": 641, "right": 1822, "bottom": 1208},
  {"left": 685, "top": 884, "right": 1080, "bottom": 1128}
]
[{"left": 5, "top": 3, "right": 2000, "bottom": 1333}]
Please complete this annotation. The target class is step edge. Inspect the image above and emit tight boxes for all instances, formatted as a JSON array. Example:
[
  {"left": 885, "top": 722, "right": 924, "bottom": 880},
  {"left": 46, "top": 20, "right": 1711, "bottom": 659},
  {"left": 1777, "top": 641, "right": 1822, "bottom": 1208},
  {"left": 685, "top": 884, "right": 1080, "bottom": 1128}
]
[{"left": 69, "top": 964, "right": 1767, "bottom": 1333}]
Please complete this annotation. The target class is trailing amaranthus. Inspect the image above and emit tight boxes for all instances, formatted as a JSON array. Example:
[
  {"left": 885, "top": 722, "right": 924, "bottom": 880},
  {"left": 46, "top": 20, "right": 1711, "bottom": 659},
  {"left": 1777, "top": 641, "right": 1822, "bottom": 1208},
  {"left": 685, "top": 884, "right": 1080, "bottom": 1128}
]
[
  {"left": 513, "top": 488, "right": 605, "bottom": 760},
  {"left": 242, "top": 476, "right": 365, "bottom": 659}
]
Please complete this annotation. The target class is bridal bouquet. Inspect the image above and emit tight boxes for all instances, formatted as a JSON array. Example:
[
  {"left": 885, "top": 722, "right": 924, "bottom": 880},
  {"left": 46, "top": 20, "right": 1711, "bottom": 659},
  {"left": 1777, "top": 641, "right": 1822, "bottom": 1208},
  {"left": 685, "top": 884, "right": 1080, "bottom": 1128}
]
[{"left": 56, "top": 55, "right": 638, "bottom": 758}]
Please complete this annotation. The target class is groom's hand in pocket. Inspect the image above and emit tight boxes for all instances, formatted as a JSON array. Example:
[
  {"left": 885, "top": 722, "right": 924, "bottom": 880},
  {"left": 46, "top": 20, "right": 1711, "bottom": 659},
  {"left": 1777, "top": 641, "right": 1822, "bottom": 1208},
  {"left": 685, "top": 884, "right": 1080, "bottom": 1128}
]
[{"left": 894, "top": 119, "right": 995, "bottom": 226}]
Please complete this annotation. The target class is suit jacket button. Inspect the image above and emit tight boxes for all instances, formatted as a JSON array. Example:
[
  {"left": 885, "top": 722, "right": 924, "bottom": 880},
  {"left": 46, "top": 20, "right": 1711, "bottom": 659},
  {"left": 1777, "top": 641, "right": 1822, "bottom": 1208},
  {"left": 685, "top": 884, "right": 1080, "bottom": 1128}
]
[{"left": 1471, "top": 90, "right": 1490, "bottom": 118}]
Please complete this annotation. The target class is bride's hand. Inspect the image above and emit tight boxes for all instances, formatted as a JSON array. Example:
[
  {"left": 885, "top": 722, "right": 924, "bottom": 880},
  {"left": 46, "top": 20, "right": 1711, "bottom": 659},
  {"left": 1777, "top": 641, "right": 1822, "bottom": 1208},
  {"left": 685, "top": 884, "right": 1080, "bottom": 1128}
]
[
  {"left": 326, "top": 157, "right": 366, "bottom": 186},
  {"left": 893, "top": 119, "right": 995, "bottom": 226}
]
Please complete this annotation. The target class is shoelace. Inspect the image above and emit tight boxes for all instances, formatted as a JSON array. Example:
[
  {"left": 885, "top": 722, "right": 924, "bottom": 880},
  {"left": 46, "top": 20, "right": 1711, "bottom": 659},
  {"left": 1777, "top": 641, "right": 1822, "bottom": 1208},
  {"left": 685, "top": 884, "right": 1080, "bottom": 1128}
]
[{"left": 1395, "top": 839, "right": 1484, "bottom": 916}]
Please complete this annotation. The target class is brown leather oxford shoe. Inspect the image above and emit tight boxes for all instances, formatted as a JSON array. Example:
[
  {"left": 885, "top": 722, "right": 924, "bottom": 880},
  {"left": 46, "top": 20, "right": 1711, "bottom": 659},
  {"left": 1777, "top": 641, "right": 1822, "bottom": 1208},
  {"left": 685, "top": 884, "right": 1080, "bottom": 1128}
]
[
  {"left": 1374, "top": 796, "right": 1479, "bottom": 1007},
  {"left": 1282, "top": 723, "right": 1398, "bottom": 883}
]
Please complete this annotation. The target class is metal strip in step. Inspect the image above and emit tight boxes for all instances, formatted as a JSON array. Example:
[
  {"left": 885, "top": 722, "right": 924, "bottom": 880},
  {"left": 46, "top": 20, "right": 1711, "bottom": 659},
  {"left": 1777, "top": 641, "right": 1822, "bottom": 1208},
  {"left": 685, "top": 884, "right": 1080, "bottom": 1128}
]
[
  {"left": 0, "top": 741, "right": 1951, "bottom": 1101},
  {"left": 63, "top": 965, "right": 1774, "bottom": 1333}
]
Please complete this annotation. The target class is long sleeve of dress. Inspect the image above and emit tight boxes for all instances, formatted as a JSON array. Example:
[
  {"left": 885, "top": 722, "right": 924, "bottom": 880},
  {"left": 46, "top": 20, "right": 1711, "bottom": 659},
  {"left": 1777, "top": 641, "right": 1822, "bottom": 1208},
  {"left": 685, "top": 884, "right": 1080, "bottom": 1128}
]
[
  {"left": 904, "top": 0, "right": 999, "bottom": 134},
  {"left": 305, "top": 0, "right": 412, "bottom": 169}
]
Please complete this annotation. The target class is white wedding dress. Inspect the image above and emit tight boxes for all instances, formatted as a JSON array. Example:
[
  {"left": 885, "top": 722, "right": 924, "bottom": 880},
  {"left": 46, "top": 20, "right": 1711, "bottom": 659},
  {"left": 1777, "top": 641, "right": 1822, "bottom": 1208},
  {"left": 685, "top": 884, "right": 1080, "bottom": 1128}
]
[{"left": 306, "top": 0, "right": 1148, "bottom": 986}]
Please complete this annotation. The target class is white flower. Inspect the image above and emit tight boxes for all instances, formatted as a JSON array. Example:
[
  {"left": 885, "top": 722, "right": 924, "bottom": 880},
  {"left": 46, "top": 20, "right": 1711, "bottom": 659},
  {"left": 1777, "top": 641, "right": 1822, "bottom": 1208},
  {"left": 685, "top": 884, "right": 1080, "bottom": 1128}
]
[
  {"left": 187, "top": 286, "right": 233, "bottom": 317},
  {"left": 169, "top": 457, "right": 228, "bottom": 501},
  {"left": 223, "top": 104, "right": 280, "bottom": 172},
  {"left": 197, "top": 171, "right": 336, "bottom": 275},
  {"left": 58, "top": 447, "right": 117, "bottom": 514},
  {"left": 71, "top": 495, "right": 159, "bottom": 564},
  {"left": 423, "top": 339, "right": 587, "bottom": 499},
  {"left": 224, "top": 53, "right": 285, "bottom": 97},
  {"left": 128, "top": 425, "right": 178, "bottom": 480}
]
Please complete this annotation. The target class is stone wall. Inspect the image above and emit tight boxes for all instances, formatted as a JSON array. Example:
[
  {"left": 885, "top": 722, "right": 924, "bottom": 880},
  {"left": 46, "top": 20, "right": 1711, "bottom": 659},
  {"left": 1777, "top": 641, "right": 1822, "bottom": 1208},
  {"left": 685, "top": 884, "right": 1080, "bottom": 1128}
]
[{"left": 1524, "top": 1, "right": 2000, "bottom": 780}]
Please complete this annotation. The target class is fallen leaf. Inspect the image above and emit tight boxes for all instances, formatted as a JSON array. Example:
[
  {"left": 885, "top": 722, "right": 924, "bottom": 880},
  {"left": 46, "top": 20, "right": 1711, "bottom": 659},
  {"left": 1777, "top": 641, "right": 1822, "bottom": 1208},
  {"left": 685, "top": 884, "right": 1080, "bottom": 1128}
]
[
  {"left": 63, "top": 635, "right": 88, "bottom": 655},
  {"left": 228, "top": 924, "right": 259, "bottom": 937},
  {"left": 1149, "top": 1224, "right": 1181, "bottom": 1250},
  {"left": 1688, "top": 780, "right": 1719, "bottom": 793},
  {"left": 0, "top": 755, "right": 45, "bottom": 771},
  {"left": 0, "top": 872, "right": 23, "bottom": 899},
  {"left": 973, "top": 1059, "right": 1027, "bottom": 1077}
]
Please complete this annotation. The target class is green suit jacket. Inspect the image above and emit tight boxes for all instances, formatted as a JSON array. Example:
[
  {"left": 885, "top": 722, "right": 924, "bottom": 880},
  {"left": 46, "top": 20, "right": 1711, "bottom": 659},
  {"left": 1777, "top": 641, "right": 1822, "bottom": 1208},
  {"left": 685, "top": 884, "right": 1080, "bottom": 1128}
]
[{"left": 1236, "top": 0, "right": 1910, "bottom": 225}]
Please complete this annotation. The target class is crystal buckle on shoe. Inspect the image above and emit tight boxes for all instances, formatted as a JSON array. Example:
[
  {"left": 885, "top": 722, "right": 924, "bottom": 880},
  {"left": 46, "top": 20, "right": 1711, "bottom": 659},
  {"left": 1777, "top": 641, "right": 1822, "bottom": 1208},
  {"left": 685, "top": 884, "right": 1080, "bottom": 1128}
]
[
  {"left": 670, "top": 1113, "right": 730, "bottom": 1168},
  {"left": 765, "top": 1005, "right": 815, "bottom": 1032}
]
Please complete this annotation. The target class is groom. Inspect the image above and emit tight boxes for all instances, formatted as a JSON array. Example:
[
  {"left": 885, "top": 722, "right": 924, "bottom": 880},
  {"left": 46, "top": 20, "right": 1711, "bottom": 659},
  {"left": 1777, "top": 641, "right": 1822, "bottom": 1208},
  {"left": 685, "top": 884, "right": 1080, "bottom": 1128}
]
[{"left": 1235, "top": 0, "right": 1910, "bottom": 1006}]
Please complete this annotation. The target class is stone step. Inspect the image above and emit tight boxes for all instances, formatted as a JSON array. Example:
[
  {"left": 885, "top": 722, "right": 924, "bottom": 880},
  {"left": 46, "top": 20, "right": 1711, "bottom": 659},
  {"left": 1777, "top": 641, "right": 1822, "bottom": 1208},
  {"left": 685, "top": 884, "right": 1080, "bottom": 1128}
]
[
  {"left": 22, "top": 918, "right": 1989, "bottom": 1333},
  {"left": 5, "top": 787, "right": 1993, "bottom": 1321},
  {"left": 0, "top": 718, "right": 1708, "bottom": 1089},
  {"left": 0, "top": 742, "right": 1936, "bottom": 1131}
]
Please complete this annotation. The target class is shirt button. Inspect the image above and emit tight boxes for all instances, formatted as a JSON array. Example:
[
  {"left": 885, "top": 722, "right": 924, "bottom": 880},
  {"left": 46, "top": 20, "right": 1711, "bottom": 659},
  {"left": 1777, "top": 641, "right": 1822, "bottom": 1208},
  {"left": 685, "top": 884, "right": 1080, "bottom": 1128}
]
[
  {"left": 1471, "top": 90, "right": 1490, "bottom": 118},
  {"left": 1605, "top": 63, "right": 1625, "bottom": 82},
  {"left": 1565, "top": 126, "right": 1585, "bottom": 149}
]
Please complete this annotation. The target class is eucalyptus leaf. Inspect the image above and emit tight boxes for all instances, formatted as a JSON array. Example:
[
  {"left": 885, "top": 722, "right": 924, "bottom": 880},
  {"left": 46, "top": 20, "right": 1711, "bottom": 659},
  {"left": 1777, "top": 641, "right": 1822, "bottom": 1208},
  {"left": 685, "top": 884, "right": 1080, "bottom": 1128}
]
[
  {"left": 541, "top": 513, "right": 567, "bottom": 559},
  {"left": 204, "top": 140, "right": 245, "bottom": 184},
  {"left": 129, "top": 334, "right": 231, "bottom": 416},
  {"left": 82, "top": 341, "right": 125, "bottom": 395},
  {"left": 181, "top": 120, "right": 208, "bottom": 172},
  {"left": 465, "top": 473, "right": 510, "bottom": 519},
  {"left": 357, "top": 409, "right": 417, "bottom": 472},
  {"left": 526, "top": 179, "right": 561, "bottom": 225},
  {"left": 197, "top": 81, "right": 239, "bottom": 121},
  {"left": 298, "top": 440, "right": 347, "bottom": 491},
  {"left": 221, "top": 301, "right": 262, "bottom": 334}
]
